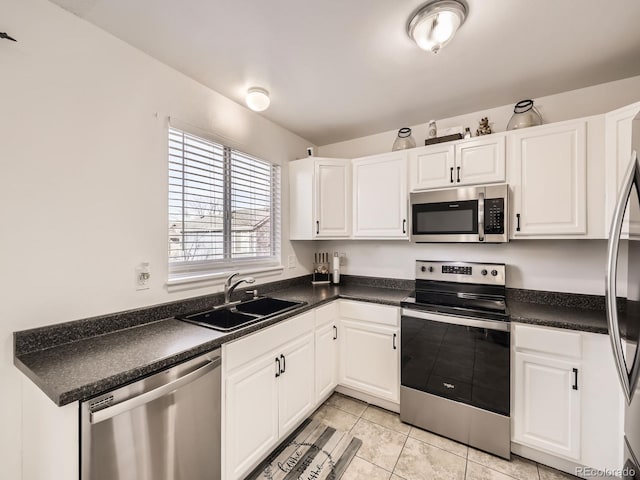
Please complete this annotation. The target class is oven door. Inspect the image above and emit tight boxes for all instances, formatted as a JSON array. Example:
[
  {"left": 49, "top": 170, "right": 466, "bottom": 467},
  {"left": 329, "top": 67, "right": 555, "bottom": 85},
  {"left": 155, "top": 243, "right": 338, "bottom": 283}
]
[{"left": 401, "top": 308, "right": 510, "bottom": 416}]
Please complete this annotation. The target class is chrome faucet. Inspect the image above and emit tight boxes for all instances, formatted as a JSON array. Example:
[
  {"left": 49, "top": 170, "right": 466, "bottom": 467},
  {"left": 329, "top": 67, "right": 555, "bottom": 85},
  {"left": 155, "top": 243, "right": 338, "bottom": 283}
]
[{"left": 224, "top": 273, "right": 255, "bottom": 304}]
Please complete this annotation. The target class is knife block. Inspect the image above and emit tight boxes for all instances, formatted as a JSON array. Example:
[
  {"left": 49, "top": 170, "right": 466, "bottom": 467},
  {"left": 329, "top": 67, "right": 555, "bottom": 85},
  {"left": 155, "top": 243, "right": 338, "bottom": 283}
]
[{"left": 312, "top": 261, "right": 330, "bottom": 284}]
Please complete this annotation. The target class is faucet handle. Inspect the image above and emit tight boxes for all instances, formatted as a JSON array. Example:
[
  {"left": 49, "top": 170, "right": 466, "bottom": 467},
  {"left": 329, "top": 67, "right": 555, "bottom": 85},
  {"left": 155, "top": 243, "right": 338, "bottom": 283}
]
[{"left": 246, "top": 289, "right": 259, "bottom": 299}]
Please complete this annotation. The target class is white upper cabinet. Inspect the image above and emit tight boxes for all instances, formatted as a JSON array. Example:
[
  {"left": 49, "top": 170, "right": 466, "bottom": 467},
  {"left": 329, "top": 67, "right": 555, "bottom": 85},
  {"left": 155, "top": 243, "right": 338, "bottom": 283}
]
[
  {"left": 352, "top": 152, "right": 408, "bottom": 238},
  {"left": 508, "top": 120, "right": 587, "bottom": 237},
  {"left": 605, "top": 101, "right": 640, "bottom": 235},
  {"left": 409, "top": 135, "right": 505, "bottom": 191},
  {"left": 289, "top": 157, "right": 351, "bottom": 239},
  {"left": 455, "top": 135, "right": 506, "bottom": 186},
  {"left": 409, "top": 143, "right": 455, "bottom": 190}
]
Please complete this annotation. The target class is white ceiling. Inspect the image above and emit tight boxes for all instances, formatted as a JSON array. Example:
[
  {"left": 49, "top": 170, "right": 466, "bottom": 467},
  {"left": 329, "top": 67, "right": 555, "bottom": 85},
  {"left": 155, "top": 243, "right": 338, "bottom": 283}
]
[{"left": 50, "top": 0, "right": 640, "bottom": 145}]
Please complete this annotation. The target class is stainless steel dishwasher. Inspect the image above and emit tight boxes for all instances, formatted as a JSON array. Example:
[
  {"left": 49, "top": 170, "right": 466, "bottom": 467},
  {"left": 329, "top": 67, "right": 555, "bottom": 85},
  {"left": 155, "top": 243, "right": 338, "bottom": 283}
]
[{"left": 81, "top": 349, "right": 221, "bottom": 480}]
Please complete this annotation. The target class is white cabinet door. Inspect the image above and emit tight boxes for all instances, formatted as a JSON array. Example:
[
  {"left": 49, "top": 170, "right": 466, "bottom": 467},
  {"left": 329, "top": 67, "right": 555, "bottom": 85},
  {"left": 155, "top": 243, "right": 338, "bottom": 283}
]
[
  {"left": 510, "top": 121, "right": 587, "bottom": 236},
  {"left": 278, "top": 333, "right": 316, "bottom": 435},
  {"left": 225, "top": 354, "right": 279, "bottom": 479},
  {"left": 353, "top": 153, "right": 408, "bottom": 238},
  {"left": 315, "top": 321, "right": 338, "bottom": 402},
  {"left": 605, "top": 102, "right": 640, "bottom": 235},
  {"left": 315, "top": 159, "right": 351, "bottom": 237},
  {"left": 513, "top": 351, "right": 581, "bottom": 460},
  {"left": 339, "top": 319, "right": 399, "bottom": 402},
  {"left": 455, "top": 135, "right": 506, "bottom": 186},
  {"left": 409, "top": 144, "right": 455, "bottom": 190}
]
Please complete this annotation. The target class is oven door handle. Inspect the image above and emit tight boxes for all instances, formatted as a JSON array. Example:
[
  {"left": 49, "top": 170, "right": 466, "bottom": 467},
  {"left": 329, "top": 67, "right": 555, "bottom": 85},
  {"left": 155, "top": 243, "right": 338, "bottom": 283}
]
[
  {"left": 478, "top": 191, "right": 485, "bottom": 242},
  {"left": 456, "top": 292, "right": 504, "bottom": 301},
  {"left": 401, "top": 308, "right": 510, "bottom": 332}
]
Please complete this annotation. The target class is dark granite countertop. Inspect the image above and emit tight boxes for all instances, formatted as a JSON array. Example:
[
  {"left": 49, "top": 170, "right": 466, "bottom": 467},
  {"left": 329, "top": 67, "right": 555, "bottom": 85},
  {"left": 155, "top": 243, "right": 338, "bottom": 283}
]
[
  {"left": 508, "top": 301, "right": 608, "bottom": 334},
  {"left": 15, "top": 273, "right": 613, "bottom": 407},
  {"left": 14, "top": 278, "right": 411, "bottom": 406},
  {"left": 507, "top": 288, "right": 609, "bottom": 334}
]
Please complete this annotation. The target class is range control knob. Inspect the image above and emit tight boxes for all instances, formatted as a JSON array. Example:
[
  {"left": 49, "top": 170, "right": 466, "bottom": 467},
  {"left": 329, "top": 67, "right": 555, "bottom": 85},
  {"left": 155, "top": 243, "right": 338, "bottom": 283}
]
[
  {"left": 491, "top": 269, "right": 498, "bottom": 277},
  {"left": 481, "top": 269, "right": 488, "bottom": 276},
  {"left": 421, "top": 266, "right": 426, "bottom": 272},
  {"left": 428, "top": 266, "right": 434, "bottom": 273}
]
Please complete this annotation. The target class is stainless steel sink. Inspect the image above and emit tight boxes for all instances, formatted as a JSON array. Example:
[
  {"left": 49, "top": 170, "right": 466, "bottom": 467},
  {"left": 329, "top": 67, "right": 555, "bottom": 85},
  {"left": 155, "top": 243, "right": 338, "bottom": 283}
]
[{"left": 176, "top": 297, "right": 306, "bottom": 332}]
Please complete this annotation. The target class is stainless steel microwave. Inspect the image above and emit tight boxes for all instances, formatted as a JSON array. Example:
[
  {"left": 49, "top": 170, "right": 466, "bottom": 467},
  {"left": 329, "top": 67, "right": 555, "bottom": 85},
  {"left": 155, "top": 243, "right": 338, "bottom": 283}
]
[{"left": 410, "top": 184, "right": 509, "bottom": 243}]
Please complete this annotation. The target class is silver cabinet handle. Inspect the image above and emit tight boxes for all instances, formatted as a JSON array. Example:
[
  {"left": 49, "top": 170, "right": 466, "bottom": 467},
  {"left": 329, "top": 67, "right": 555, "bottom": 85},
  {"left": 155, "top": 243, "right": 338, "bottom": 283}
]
[
  {"left": 606, "top": 149, "right": 639, "bottom": 404},
  {"left": 90, "top": 357, "right": 220, "bottom": 424}
]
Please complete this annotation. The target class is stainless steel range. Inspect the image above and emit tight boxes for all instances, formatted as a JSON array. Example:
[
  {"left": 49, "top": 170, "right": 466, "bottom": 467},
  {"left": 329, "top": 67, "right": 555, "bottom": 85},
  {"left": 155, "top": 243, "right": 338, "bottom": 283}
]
[{"left": 400, "top": 260, "right": 511, "bottom": 459}]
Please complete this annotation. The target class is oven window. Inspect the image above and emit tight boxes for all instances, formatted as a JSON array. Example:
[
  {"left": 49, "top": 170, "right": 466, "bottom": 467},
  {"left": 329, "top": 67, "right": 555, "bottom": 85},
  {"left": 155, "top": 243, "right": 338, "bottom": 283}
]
[
  {"left": 413, "top": 200, "right": 478, "bottom": 235},
  {"left": 401, "top": 316, "right": 510, "bottom": 416}
]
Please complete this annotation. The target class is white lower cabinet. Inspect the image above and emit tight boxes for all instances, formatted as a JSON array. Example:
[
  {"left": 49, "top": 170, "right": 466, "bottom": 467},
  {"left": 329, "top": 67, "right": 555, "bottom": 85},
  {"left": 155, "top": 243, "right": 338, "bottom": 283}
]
[
  {"left": 277, "top": 334, "right": 315, "bottom": 434},
  {"left": 514, "top": 351, "right": 581, "bottom": 459},
  {"left": 512, "top": 324, "right": 623, "bottom": 472},
  {"left": 225, "top": 351, "right": 280, "bottom": 479},
  {"left": 338, "top": 300, "right": 399, "bottom": 403},
  {"left": 223, "top": 311, "right": 315, "bottom": 480},
  {"left": 315, "top": 302, "right": 339, "bottom": 402}
]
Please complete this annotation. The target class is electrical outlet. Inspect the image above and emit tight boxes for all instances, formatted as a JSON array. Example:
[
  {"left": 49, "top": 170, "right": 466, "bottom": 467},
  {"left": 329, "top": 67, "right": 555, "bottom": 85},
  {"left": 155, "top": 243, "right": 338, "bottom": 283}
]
[
  {"left": 135, "top": 262, "right": 150, "bottom": 290},
  {"left": 339, "top": 253, "right": 347, "bottom": 266},
  {"left": 287, "top": 254, "right": 297, "bottom": 268}
]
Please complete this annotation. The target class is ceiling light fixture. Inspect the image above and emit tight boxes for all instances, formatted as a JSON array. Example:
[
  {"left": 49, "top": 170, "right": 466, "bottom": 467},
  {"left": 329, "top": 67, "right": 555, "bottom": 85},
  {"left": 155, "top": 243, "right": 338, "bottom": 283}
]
[
  {"left": 407, "top": 0, "right": 467, "bottom": 54},
  {"left": 246, "top": 87, "right": 270, "bottom": 112}
]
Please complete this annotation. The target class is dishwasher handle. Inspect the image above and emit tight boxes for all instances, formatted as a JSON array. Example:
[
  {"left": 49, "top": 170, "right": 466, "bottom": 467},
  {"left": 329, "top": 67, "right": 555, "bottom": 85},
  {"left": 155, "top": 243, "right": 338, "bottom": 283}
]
[{"left": 90, "top": 356, "right": 221, "bottom": 424}]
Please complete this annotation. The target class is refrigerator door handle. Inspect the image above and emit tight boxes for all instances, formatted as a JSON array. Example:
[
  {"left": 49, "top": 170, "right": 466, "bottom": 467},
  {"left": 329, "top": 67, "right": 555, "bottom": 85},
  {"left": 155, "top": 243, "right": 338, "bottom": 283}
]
[{"left": 606, "top": 150, "right": 639, "bottom": 404}]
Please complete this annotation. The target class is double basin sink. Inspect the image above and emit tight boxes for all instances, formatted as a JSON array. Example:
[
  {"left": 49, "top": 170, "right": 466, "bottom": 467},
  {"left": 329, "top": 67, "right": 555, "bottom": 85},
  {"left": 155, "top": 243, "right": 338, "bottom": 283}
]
[{"left": 176, "top": 297, "right": 306, "bottom": 332}]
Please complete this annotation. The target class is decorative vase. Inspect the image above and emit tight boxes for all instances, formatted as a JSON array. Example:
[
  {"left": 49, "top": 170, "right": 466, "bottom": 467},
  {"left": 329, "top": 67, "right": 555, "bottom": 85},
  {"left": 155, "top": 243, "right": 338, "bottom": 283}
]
[
  {"left": 392, "top": 127, "right": 416, "bottom": 151},
  {"left": 507, "top": 99, "right": 543, "bottom": 130}
]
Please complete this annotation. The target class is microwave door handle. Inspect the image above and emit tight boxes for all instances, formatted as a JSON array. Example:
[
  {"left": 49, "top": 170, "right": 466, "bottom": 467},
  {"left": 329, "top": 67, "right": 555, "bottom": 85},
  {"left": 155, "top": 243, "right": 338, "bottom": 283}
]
[
  {"left": 606, "top": 150, "right": 639, "bottom": 404},
  {"left": 478, "top": 192, "right": 485, "bottom": 242}
]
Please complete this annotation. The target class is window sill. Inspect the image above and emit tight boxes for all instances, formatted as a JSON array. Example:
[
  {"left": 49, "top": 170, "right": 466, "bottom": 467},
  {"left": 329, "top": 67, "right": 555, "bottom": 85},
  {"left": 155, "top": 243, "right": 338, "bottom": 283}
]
[{"left": 166, "top": 265, "right": 285, "bottom": 293}]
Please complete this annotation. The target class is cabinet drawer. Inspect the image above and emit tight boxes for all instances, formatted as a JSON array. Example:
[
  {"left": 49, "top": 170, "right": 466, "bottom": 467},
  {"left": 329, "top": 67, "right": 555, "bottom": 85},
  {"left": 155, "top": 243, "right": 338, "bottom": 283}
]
[
  {"left": 315, "top": 301, "right": 338, "bottom": 327},
  {"left": 514, "top": 324, "right": 582, "bottom": 359},
  {"left": 225, "top": 310, "right": 314, "bottom": 371},
  {"left": 339, "top": 300, "right": 399, "bottom": 327}
]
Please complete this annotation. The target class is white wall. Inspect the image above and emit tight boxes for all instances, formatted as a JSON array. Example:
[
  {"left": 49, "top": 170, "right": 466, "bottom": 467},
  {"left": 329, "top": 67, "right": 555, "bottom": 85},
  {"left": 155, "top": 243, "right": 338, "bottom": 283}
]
[
  {"left": 319, "top": 240, "right": 609, "bottom": 295},
  {"left": 0, "top": 0, "right": 315, "bottom": 476},
  {"left": 318, "top": 75, "right": 640, "bottom": 158}
]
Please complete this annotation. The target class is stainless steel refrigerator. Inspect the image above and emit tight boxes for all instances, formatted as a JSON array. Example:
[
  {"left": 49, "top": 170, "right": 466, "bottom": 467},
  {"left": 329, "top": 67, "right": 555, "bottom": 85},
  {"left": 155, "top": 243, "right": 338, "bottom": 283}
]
[{"left": 606, "top": 112, "right": 640, "bottom": 480}]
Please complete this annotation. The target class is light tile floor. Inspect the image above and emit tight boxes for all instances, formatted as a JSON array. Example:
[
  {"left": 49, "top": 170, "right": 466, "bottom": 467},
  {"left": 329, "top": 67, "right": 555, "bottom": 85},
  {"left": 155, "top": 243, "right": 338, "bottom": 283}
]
[{"left": 311, "top": 392, "right": 579, "bottom": 480}]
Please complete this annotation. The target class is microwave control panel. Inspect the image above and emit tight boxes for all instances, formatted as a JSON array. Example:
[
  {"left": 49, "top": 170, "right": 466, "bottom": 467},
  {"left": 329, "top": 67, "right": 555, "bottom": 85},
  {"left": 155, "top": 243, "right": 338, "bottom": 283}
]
[{"left": 484, "top": 198, "right": 504, "bottom": 234}]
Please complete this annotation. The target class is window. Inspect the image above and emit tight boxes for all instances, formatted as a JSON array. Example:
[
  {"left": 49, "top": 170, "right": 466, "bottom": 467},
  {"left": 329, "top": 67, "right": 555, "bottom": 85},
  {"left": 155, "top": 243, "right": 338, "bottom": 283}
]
[{"left": 168, "top": 127, "right": 280, "bottom": 276}]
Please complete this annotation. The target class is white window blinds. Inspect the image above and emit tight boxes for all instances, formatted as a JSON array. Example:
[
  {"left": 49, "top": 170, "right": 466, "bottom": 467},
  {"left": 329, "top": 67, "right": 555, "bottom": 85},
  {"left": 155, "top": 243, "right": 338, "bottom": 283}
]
[{"left": 169, "top": 127, "right": 280, "bottom": 273}]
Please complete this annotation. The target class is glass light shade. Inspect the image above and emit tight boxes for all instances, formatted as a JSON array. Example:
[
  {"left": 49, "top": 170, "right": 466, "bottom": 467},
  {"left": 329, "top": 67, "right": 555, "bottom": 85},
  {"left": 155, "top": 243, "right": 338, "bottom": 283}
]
[
  {"left": 246, "top": 87, "right": 270, "bottom": 112},
  {"left": 408, "top": 0, "right": 467, "bottom": 54}
]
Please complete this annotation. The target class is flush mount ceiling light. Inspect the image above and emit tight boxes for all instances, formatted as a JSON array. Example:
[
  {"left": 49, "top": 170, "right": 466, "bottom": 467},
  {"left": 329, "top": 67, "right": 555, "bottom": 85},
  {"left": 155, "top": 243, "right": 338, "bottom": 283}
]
[
  {"left": 407, "top": 0, "right": 467, "bottom": 54},
  {"left": 246, "top": 87, "right": 270, "bottom": 112}
]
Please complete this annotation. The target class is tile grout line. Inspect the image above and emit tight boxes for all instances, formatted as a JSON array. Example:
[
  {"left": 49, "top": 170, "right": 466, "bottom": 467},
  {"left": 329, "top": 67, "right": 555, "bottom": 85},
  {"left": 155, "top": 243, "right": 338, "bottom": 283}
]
[
  {"left": 466, "top": 459, "right": 530, "bottom": 480},
  {"left": 389, "top": 429, "right": 410, "bottom": 478}
]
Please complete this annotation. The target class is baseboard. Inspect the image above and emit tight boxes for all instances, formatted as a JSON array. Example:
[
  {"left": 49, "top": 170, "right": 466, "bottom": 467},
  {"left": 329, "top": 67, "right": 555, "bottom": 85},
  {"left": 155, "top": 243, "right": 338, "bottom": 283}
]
[
  {"left": 511, "top": 442, "right": 621, "bottom": 480},
  {"left": 335, "top": 385, "right": 399, "bottom": 413}
]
